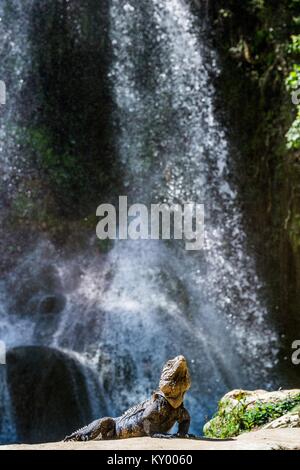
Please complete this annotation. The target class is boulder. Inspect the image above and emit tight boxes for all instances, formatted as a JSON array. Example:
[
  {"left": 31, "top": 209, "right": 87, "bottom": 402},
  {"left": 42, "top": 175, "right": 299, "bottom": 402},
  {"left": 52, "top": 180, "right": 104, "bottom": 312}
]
[
  {"left": 204, "top": 389, "right": 300, "bottom": 438},
  {"left": 37, "top": 294, "right": 66, "bottom": 315},
  {"left": 6, "top": 346, "right": 105, "bottom": 443}
]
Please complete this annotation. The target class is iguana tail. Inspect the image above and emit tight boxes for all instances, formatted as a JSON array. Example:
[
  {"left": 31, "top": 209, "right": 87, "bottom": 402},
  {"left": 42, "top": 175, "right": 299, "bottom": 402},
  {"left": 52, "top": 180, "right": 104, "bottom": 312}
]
[{"left": 64, "top": 417, "right": 116, "bottom": 442}]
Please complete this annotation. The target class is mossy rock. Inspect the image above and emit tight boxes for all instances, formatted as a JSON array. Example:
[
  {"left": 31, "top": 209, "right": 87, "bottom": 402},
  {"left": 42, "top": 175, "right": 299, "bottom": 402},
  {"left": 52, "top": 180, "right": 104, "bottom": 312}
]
[{"left": 204, "top": 389, "right": 300, "bottom": 438}]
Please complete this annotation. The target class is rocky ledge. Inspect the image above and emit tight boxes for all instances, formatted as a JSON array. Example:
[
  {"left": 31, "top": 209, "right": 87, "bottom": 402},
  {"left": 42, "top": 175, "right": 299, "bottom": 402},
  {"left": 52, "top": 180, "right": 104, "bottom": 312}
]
[
  {"left": 2, "top": 389, "right": 300, "bottom": 450},
  {"left": 1, "top": 429, "right": 300, "bottom": 450}
]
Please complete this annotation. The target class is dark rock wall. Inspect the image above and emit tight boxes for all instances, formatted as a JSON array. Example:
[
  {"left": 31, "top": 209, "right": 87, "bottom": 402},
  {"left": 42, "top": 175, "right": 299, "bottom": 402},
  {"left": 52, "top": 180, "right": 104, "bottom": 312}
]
[
  {"left": 198, "top": 1, "right": 300, "bottom": 382},
  {"left": 7, "top": 346, "right": 102, "bottom": 443}
]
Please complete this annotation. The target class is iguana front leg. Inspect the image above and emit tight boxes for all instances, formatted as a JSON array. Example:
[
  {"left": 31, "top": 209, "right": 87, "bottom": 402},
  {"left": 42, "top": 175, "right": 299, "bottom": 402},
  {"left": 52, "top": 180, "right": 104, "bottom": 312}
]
[
  {"left": 64, "top": 417, "right": 115, "bottom": 442},
  {"left": 177, "top": 404, "right": 190, "bottom": 436},
  {"left": 151, "top": 405, "right": 191, "bottom": 439},
  {"left": 142, "top": 401, "right": 171, "bottom": 437}
]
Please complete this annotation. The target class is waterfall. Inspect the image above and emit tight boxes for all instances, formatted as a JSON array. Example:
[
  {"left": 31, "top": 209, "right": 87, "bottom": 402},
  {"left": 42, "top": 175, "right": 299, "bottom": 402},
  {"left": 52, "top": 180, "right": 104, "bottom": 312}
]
[
  {"left": 0, "top": 0, "right": 279, "bottom": 441},
  {"left": 0, "top": 368, "right": 16, "bottom": 444},
  {"left": 94, "top": 0, "right": 278, "bottom": 429},
  {"left": 0, "top": 0, "right": 34, "bottom": 187},
  {"left": 0, "top": 1, "right": 34, "bottom": 442}
]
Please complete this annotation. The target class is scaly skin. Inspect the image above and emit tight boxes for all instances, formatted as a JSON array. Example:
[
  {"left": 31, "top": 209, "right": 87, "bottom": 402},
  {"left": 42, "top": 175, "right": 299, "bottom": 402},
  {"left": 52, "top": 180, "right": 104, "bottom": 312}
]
[{"left": 64, "top": 355, "right": 191, "bottom": 441}]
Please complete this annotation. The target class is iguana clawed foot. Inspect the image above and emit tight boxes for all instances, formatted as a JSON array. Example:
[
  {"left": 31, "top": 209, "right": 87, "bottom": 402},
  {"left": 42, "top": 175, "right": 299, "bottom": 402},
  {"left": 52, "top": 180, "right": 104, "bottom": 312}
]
[
  {"left": 151, "top": 433, "right": 197, "bottom": 439},
  {"left": 64, "top": 432, "right": 91, "bottom": 442}
]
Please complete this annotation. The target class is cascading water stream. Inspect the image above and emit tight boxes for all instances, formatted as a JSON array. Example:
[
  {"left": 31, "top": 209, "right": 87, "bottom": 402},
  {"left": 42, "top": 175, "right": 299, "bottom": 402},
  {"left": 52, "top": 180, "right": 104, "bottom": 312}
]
[
  {"left": 0, "top": 368, "right": 16, "bottom": 444},
  {"left": 92, "top": 0, "right": 278, "bottom": 428},
  {"left": 0, "top": 0, "right": 280, "bottom": 442}
]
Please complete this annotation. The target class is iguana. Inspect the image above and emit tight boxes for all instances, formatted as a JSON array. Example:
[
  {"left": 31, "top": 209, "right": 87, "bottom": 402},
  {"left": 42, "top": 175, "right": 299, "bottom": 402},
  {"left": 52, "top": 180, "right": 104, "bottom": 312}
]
[{"left": 64, "top": 355, "right": 192, "bottom": 441}]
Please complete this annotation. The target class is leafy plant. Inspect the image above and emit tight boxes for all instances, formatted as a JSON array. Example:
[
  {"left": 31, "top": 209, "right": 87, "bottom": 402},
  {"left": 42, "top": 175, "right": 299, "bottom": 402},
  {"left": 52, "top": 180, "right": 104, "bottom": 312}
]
[
  {"left": 286, "top": 64, "right": 300, "bottom": 91},
  {"left": 288, "top": 35, "right": 300, "bottom": 55},
  {"left": 286, "top": 32, "right": 300, "bottom": 150},
  {"left": 286, "top": 110, "right": 300, "bottom": 149},
  {"left": 243, "top": 395, "right": 300, "bottom": 428}
]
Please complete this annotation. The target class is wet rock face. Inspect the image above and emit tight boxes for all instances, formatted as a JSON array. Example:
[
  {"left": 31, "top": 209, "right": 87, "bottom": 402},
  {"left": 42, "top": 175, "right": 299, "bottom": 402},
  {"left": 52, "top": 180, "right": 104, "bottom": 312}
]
[
  {"left": 6, "top": 346, "right": 96, "bottom": 443},
  {"left": 5, "top": 261, "right": 66, "bottom": 342},
  {"left": 37, "top": 294, "right": 66, "bottom": 315},
  {"left": 25, "top": 0, "right": 121, "bottom": 216},
  {"left": 7, "top": 263, "right": 64, "bottom": 316}
]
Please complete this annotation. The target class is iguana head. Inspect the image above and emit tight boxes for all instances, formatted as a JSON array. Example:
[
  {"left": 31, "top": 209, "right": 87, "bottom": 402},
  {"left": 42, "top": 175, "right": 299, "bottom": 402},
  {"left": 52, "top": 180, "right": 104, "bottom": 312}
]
[{"left": 158, "top": 355, "right": 191, "bottom": 408}]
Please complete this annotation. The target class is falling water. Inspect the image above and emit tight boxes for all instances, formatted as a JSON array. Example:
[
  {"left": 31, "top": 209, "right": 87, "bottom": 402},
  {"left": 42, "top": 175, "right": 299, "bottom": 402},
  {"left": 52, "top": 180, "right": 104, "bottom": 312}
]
[
  {"left": 0, "top": 0, "right": 34, "bottom": 187},
  {"left": 53, "top": 0, "right": 279, "bottom": 430},
  {"left": 0, "top": 0, "right": 279, "bottom": 441},
  {"left": 0, "top": 0, "right": 34, "bottom": 443},
  {"left": 0, "top": 368, "right": 16, "bottom": 444}
]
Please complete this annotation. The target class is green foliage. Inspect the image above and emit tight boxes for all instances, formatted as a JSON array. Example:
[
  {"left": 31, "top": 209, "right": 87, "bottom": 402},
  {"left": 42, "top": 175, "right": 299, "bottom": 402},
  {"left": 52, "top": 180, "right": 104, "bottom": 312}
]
[
  {"left": 204, "top": 399, "right": 248, "bottom": 439},
  {"left": 286, "top": 35, "right": 300, "bottom": 150},
  {"left": 27, "top": 127, "right": 84, "bottom": 195},
  {"left": 242, "top": 395, "right": 300, "bottom": 428},
  {"left": 204, "top": 394, "right": 300, "bottom": 439},
  {"left": 289, "top": 213, "right": 300, "bottom": 248},
  {"left": 12, "top": 193, "right": 35, "bottom": 219},
  {"left": 288, "top": 35, "right": 300, "bottom": 54},
  {"left": 218, "top": 9, "right": 232, "bottom": 19},
  {"left": 286, "top": 109, "right": 300, "bottom": 149},
  {"left": 250, "top": 0, "right": 265, "bottom": 12},
  {"left": 96, "top": 238, "right": 114, "bottom": 254},
  {"left": 286, "top": 64, "right": 300, "bottom": 91}
]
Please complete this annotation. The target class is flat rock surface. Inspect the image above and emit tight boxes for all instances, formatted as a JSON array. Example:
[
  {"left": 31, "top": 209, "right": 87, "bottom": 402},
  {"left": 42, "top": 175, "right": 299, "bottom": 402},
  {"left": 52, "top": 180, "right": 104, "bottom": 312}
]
[{"left": 1, "top": 428, "right": 300, "bottom": 450}]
